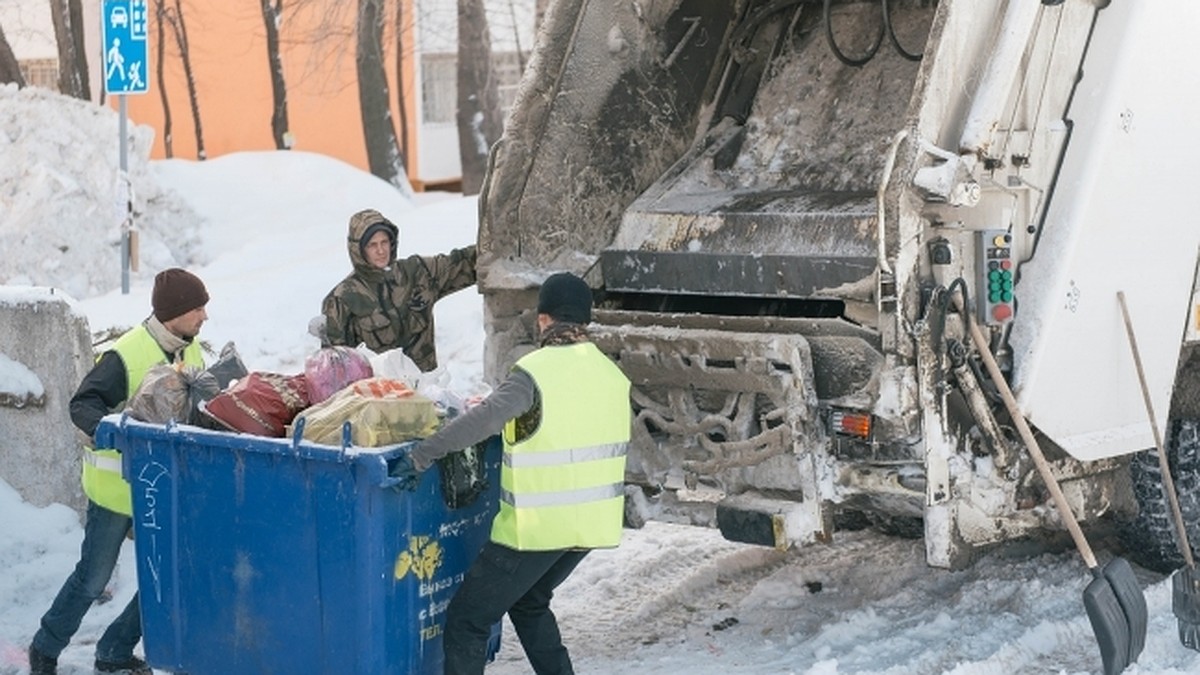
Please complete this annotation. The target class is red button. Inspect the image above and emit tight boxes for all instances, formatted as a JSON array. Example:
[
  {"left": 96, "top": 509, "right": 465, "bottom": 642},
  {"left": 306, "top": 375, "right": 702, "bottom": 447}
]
[
  {"left": 1000, "top": 260, "right": 1013, "bottom": 270},
  {"left": 992, "top": 304, "right": 1013, "bottom": 321}
]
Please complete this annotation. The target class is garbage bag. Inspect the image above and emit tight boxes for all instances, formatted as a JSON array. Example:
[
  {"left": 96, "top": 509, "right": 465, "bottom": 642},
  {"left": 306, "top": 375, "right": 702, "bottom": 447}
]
[
  {"left": 202, "top": 372, "right": 310, "bottom": 437},
  {"left": 127, "top": 364, "right": 220, "bottom": 426},
  {"left": 436, "top": 441, "right": 489, "bottom": 510},
  {"left": 207, "top": 341, "right": 249, "bottom": 389},
  {"left": 291, "top": 377, "right": 439, "bottom": 447},
  {"left": 304, "top": 346, "right": 374, "bottom": 405}
]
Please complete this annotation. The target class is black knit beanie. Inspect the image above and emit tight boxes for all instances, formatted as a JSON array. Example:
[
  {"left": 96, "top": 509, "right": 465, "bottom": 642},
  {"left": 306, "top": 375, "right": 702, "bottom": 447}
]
[
  {"left": 360, "top": 222, "right": 397, "bottom": 258},
  {"left": 152, "top": 268, "right": 209, "bottom": 322},
  {"left": 537, "top": 273, "right": 592, "bottom": 324}
]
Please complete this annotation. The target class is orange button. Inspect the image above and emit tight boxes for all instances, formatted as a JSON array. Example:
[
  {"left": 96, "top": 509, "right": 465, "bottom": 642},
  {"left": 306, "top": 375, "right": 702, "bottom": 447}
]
[{"left": 992, "top": 304, "right": 1013, "bottom": 321}]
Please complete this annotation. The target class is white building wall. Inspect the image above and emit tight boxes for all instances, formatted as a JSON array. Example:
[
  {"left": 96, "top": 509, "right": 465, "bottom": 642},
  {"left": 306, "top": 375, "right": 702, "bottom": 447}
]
[{"left": 412, "top": 0, "right": 535, "bottom": 184}]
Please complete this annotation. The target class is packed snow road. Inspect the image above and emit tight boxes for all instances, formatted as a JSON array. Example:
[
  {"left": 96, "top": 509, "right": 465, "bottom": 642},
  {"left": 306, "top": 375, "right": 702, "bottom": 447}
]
[{"left": 485, "top": 522, "right": 1198, "bottom": 675}]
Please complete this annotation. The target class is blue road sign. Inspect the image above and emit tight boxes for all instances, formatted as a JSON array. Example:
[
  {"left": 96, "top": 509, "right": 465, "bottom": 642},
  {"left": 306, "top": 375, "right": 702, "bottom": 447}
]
[{"left": 102, "top": 0, "right": 150, "bottom": 95}]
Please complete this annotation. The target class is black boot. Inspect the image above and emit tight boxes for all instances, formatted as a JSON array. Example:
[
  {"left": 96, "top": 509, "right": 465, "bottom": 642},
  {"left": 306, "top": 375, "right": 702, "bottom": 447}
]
[
  {"left": 94, "top": 655, "right": 152, "bottom": 675},
  {"left": 28, "top": 644, "right": 57, "bottom": 675}
]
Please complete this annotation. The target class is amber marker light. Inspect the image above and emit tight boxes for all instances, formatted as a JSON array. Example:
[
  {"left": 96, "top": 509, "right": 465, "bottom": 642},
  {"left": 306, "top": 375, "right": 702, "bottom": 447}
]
[{"left": 830, "top": 410, "right": 872, "bottom": 438}]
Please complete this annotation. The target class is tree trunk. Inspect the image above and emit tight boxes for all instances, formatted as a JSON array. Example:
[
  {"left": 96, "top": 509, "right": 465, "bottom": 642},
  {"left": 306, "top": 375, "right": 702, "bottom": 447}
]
[
  {"left": 154, "top": 0, "right": 173, "bottom": 157},
  {"left": 261, "top": 0, "right": 291, "bottom": 150},
  {"left": 0, "top": 23, "right": 25, "bottom": 87},
  {"left": 356, "top": 0, "right": 408, "bottom": 191},
  {"left": 49, "top": 0, "right": 91, "bottom": 99},
  {"left": 535, "top": 0, "right": 550, "bottom": 34},
  {"left": 393, "top": 0, "right": 409, "bottom": 169},
  {"left": 456, "top": 0, "right": 503, "bottom": 196},
  {"left": 168, "top": 0, "right": 205, "bottom": 159},
  {"left": 507, "top": 0, "right": 525, "bottom": 71}
]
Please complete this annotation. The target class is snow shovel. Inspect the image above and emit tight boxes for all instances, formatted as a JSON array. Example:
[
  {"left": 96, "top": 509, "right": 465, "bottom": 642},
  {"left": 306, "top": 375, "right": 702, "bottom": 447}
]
[
  {"left": 956, "top": 291, "right": 1147, "bottom": 675},
  {"left": 1117, "top": 291, "right": 1200, "bottom": 652}
]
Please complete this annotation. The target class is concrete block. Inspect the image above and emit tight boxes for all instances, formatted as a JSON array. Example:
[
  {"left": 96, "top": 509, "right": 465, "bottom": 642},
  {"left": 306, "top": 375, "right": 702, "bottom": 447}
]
[{"left": 0, "top": 286, "right": 93, "bottom": 515}]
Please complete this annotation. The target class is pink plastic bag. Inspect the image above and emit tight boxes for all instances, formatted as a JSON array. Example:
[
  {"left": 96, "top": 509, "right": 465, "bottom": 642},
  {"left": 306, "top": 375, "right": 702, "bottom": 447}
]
[{"left": 304, "top": 346, "right": 374, "bottom": 404}]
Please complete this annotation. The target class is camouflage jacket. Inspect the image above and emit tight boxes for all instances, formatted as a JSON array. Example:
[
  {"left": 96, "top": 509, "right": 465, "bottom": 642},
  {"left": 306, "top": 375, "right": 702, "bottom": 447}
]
[{"left": 321, "top": 209, "right": 477, "bottom": 371}]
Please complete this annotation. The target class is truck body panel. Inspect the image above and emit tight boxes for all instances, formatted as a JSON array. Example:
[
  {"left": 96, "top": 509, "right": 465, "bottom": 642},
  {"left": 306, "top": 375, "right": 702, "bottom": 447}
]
[{"left": 479, "top": 0, "right": 1200, "bottom": 570}]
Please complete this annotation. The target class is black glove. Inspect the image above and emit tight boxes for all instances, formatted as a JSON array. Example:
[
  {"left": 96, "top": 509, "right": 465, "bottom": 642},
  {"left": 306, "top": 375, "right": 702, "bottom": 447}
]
[{"left": 389, "top": 453, "right": 420, "bottom": 491}]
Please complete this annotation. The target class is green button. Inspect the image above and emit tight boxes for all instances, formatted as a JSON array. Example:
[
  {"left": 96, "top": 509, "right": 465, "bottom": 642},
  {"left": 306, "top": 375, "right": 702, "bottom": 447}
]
[
  {"left": 990, "top": 281, "right": 1001, "bottom": 292},
  {"left": 988, "top": 270, "right": 1001, "bottom": 281},
  {"left": 1002, "top": 291, "right": 1013, "bottom": 302},
  {"left": 1003, "top": 280, "right": 1013, "bottom": 290},
  {"left": 1002, "top": 270, "right": 1013, "bottom": 280},
  {"left": 989, "top": 291, "right": 1002, "bottom": 303}
]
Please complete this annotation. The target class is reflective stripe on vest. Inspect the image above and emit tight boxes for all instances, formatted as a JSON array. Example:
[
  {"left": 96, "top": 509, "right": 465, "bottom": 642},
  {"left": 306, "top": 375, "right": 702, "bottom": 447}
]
[
  {"left": 501, "top": 482, "right": 625, "bottom": 509},
  {"left": 83, "top": 450, "right": 123, "bottom": 473},
  {"left": 81, "top": 325, "right": 204, "bottom": 516},
  {"left": 491, "top": 342, "right": 631, "bottom": 551},
  {"left": 503, "top": 442, "right": 625, "bottom": 468}
]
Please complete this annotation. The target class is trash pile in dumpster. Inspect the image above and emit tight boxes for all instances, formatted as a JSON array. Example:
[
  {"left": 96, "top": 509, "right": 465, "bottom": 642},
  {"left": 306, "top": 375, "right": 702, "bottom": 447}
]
[{"left": 124, "top": 341, "right": 476, "bottom": 448}]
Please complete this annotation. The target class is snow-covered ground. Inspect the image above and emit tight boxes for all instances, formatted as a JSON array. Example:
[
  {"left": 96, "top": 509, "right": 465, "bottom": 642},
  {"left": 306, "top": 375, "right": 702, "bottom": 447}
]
[{"left": 2, "top": 87, "right": 1199, "bottom": 675}]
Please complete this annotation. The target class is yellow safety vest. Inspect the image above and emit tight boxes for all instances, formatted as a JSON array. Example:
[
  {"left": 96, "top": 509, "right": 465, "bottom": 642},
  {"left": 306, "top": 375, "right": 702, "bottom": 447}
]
[
  {"left": 492, "top": 342, "right": 631, "bottom": 550},
  {"left": 81, "top": 325, "right": 204, "bottom": 516}
]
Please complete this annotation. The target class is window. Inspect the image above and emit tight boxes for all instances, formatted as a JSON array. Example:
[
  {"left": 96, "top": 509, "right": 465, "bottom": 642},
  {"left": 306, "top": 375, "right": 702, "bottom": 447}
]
[
  {"left": 420, "top": 50, "right": 528, "bottom": 125},
  {"left": 19, "top": 59, "right": 59, "bottom": 91},
  {"left": 421, "top": 53, "right": 456, "bottom": 125}
]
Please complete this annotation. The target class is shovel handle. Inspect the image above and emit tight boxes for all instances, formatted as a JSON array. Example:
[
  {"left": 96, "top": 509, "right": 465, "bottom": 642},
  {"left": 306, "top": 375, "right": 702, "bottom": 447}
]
[
  {"left": 954, "top": 291, "right": 1099, "bottom": 569},
  {"left": 1117, "top": 291, "right": 1195, "bottom": 566}
]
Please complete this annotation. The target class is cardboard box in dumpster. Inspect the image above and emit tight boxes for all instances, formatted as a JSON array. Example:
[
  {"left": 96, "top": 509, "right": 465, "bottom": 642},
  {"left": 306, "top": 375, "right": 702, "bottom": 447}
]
[{"left": 95, "top": 413, "right": 501, "bottom": 675}]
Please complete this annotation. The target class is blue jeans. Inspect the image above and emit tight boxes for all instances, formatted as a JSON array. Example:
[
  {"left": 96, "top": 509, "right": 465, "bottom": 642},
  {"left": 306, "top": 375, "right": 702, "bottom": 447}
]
[
  {"left": 443, "top": 541, "right": 588, "bottom": 675},
  {"left": 31, "top": 500, "right": 141, "bottom": 662}
]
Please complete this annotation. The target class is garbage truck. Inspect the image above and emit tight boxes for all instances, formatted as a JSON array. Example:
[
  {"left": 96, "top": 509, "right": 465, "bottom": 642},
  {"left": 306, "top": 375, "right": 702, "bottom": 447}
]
[{"left": 475, "top": 0, "right": 1200, "bottom": 571}]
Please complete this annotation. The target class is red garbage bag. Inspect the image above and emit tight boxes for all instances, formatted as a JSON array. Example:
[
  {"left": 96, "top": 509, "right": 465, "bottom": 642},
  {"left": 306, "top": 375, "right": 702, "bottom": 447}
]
[
  {"left": 304, "top": 346, "right": 374, "bottom": 405},
  {"left": 201, "top": 372, "right": 310, "bottom": 437}
]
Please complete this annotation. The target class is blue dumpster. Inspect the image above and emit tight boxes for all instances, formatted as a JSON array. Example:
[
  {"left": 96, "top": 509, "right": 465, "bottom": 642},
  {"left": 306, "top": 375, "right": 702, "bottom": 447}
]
[{"left": 94, "top": 414, "right": 500, "bottom": 675}]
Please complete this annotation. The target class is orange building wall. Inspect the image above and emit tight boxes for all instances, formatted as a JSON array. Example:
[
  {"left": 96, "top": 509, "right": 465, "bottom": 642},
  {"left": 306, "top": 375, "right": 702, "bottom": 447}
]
[{"left": 112, "top": 1, "right": 420, "bottom": 182}]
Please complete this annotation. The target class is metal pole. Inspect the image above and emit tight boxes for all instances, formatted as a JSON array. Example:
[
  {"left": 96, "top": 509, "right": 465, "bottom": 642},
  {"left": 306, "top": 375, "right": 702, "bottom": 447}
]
[{"left": 119, "top": 94, "right": 130, "bottom": 294}]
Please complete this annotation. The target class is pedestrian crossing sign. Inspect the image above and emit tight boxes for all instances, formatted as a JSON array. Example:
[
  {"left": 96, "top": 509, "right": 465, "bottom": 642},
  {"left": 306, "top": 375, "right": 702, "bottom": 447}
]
[{"left": 102, "top": 0, "right": 149, "bottom": 95}]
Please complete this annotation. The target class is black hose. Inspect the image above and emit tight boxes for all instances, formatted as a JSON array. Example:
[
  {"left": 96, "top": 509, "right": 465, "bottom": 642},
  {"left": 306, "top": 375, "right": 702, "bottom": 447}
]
[
  {"left": 882, "top": 0, "right": 923, "bottom": 61},
  {"left": 823, "top": 0, "right": 884, "bottom": 67}
]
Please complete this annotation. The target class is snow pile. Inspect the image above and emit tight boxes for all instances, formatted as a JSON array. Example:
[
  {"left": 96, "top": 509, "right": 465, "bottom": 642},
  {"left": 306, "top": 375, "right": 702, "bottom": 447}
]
[
  {"left": 0, "top": 353, "right": 43, "bottom": 404},
  {"left": 0, "top": 84, "right": 205, "bottom": 300}
]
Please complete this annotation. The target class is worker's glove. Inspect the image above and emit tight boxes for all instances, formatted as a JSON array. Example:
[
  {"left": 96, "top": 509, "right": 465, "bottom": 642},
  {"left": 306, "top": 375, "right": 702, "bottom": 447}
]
[{"left": 388, "top": 454, "right": 420, "bottom": 491}]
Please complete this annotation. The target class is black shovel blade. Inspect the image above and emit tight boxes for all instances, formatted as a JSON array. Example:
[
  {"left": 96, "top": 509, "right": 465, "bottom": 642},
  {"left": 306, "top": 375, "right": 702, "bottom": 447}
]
[
  {"left": 1083, "top": 558, "right": 1147, "bottom": 675},
  {"left": 1172, "top": 565, "right": 1200, "bottom": 652}
]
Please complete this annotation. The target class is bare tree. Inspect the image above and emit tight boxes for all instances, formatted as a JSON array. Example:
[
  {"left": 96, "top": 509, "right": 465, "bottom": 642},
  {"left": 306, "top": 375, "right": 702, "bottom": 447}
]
[
  {"left": 261, "top": 0, "right": 291, "bottom": 150},
  {"left": 392, "top": 0, "right": 409, "bottom": 168},
  {"left": 456, "top": 0, "right": 503, "bottom": 195},
  {"left": 0, "top": 23, "right": 25, "bottom": 87},
  {"left": 356, "top": 0, "right": 407, "bottom": 189},
  {"left": 48, "top": 0, "right": 90, "bottom": 99},
  {"left": 506, "top": 0, "right": 525, "bottom": 71},
  {"left": 153, "top": 0, "right": 173, "bottom": 157},
  {"left": 162, "top": 0, "right": 205, "bottom": 159}
]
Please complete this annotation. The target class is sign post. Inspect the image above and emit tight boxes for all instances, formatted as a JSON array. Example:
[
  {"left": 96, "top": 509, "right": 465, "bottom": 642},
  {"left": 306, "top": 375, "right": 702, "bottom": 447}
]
[{"left": 101, "top": 0, "right": 149, "bottom": 294}]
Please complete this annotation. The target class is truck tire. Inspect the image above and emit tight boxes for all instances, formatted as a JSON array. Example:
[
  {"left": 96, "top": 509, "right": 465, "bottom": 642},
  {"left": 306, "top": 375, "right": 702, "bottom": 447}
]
[{"left": 1121, "top": 419, "right": 1200, "bottom": 574}]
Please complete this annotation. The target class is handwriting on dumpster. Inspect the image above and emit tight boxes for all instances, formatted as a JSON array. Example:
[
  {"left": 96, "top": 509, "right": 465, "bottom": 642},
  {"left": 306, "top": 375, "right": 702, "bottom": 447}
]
[
  {"left": 394, "top": 535, "right": 470, "bottom": 643},
  {"left": 136, "top": 460, "right": 170, "bottom": 603}
]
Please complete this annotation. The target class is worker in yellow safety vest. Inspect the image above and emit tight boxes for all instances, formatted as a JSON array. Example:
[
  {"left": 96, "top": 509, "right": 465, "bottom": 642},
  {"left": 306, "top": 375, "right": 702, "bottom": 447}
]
[
  {"left": 395, "top": 271, "right": 632, "bottom": 675},
  {"left": 29, "top": 268, "right": 209, "bottom": 675}
]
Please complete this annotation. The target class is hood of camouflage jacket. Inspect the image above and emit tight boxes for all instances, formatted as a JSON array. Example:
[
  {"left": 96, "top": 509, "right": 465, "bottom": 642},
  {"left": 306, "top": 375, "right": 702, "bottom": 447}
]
[{"left": 347, "top": 209, "right": 400, "bottom": 279}]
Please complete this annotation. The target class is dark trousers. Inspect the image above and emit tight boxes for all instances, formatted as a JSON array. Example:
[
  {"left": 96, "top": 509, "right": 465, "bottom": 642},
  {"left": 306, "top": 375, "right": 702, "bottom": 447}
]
[
  {"left": 443, "top": 541, "right": 588, "bottom": 675},
  {"left": 31, "top": 500, "right": 141, "bottom": 662}
]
